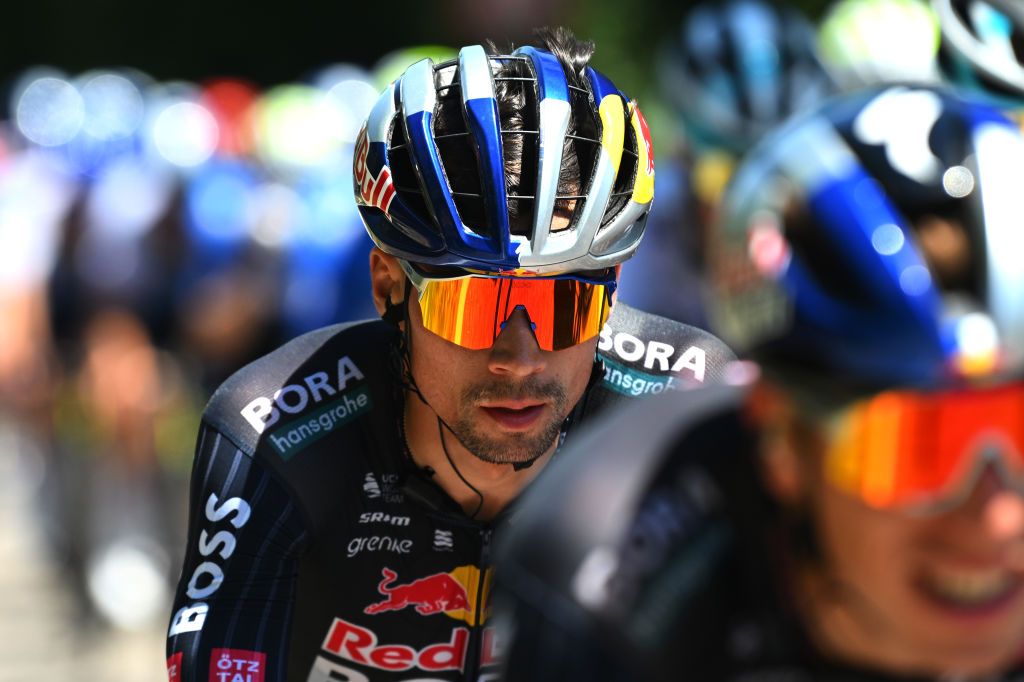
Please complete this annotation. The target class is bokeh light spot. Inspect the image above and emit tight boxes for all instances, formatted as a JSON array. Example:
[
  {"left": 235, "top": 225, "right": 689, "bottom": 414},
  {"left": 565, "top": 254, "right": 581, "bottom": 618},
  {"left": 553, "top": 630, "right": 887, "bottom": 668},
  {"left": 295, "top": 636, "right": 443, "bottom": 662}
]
[
  {"left": 16, "top": 77, "right": 85, "bottom": 146},
  {"left": 152, "top": 101, "right": 219, "bottom": 167},
  {"left": 871, "top": 223, "right": 905, "bottom": 256}
]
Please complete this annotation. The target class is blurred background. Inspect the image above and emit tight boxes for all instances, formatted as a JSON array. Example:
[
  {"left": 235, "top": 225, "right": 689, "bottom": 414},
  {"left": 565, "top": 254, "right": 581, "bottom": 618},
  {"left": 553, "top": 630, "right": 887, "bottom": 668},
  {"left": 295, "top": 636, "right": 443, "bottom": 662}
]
[{"left": 0, "top": 0, "right": 938, "bottom": 678}]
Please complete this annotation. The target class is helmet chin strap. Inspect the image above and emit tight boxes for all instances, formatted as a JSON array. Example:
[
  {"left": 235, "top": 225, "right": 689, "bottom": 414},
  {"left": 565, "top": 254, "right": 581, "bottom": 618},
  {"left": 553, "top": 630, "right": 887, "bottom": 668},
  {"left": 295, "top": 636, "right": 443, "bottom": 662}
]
[
  {"left": 380, "top": 281, "right": 410, "bottom": 331},
  {"left": 385, "top": 279, "right": 486, "bottom": 518}
]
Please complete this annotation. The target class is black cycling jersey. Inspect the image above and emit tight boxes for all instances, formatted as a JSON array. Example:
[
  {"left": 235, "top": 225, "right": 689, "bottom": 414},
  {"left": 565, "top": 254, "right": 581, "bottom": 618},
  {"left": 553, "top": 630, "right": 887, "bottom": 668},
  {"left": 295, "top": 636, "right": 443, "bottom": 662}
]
[
  {"left": 493, "top": 386, "right": 1024, "bottom": 682},
  {"left": 165, "top": 303, "right": 735, "bottom": 682}
]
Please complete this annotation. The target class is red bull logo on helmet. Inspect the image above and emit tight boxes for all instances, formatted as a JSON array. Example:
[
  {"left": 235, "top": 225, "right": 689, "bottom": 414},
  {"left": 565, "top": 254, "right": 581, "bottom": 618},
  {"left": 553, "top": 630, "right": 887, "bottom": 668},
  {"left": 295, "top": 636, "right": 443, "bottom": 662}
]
[
  {"left": 364, "top": 565, "right": 492, "bottom": 626},
  {"left": 354, "top": 126, "right": 396, "bottom": 215}
]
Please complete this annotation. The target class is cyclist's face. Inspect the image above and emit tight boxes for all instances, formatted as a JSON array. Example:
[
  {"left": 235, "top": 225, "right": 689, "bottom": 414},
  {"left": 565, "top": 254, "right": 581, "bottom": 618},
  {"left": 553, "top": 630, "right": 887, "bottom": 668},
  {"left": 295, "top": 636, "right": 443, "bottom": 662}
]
[
  {"left": 761, "top": 397, "right": 1024, "bottom": 676},
  {"left": 371, "top": 250, "right": 598, "bottom": 466},
  {"left": 408, "top": 300, "right": 596, "bottom": 465},
  {"left": 814, "top": 467, "right": 1024, "bottom": 676}
]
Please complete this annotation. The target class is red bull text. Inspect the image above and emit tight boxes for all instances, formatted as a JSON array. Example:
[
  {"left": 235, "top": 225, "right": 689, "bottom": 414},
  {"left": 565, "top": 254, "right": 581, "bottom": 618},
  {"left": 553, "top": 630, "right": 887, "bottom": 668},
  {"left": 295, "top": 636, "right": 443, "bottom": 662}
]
[{"left": 321, "top": 618, "right": 501, "bottom": 673}]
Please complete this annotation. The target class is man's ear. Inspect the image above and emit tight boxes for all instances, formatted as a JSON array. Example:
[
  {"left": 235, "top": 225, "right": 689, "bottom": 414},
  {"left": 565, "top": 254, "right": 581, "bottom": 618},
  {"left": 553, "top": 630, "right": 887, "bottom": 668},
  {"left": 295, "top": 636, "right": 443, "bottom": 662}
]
[
  {"left": 746, "top": 380, "right": 806, "bottom": 507},
  {"left": 369, "top": 249, "right": 407, "bottom": 318}
]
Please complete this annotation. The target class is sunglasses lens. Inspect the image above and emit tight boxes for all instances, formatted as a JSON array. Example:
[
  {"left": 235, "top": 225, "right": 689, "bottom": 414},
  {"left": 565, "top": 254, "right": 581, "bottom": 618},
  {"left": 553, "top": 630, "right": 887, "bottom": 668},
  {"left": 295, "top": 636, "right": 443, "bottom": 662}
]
[
  {"left": 415, "top": 276, "right": 612, "bottom": 351},
  {"left": 825, "top": 384, "right": 1024, "bottom": 510}
]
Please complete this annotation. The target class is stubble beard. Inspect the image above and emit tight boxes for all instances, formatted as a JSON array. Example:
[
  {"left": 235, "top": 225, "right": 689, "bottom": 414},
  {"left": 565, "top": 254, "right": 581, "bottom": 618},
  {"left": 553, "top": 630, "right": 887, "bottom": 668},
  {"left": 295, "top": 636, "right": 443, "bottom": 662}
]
[{"left": 448, "top": 377, "right": 570, "bottom": 465}]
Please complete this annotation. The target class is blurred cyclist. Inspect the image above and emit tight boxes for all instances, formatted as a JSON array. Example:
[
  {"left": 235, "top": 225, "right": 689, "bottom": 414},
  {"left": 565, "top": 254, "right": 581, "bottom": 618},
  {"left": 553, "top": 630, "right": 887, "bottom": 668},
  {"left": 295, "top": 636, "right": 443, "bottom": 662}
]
[
  {"left": 494, "top": 84, "right": 1024, "bottom": 681},
  {"left": 817, "top": 0, "right": 943, "bottom": 91},
  {"left": 934, "top": 0, "right": 1024, "bottom": 110},
  {"left": 617, "top": 0, "right": 832, "bottom": 327},
  {"left": 166, "top": 27, "right": 734, "bottom": 681}
]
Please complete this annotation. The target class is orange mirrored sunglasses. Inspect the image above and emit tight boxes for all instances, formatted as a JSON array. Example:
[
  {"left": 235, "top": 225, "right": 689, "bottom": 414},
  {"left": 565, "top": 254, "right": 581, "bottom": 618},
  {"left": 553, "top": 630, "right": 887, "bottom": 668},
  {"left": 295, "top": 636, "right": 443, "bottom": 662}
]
[
  {"left": 824, "top": 382, "right": 1024, "bottom": 512},
  {"left": 400, "top": 261, "right": 615, "bottom": 351}
]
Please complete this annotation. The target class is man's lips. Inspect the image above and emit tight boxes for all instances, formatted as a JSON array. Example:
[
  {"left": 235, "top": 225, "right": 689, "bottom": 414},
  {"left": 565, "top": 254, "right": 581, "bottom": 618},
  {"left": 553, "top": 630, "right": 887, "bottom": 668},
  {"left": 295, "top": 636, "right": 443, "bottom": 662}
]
[{"left": 479, "top": 401, "right": 547, "bottom": 430}]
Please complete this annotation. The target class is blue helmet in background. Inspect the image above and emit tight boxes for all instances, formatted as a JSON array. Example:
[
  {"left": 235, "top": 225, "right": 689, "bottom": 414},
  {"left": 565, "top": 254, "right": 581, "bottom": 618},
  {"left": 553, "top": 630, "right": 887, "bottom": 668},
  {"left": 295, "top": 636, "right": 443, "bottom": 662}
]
[
  {"left": 710, "top": 85, "right": 1024, "bottom": 391},
  {"left": 660, "top": 0, "right": 834, "bottom": 155},
  {"left": 353, "top": 41, "right": 655, "bottom": 274}
]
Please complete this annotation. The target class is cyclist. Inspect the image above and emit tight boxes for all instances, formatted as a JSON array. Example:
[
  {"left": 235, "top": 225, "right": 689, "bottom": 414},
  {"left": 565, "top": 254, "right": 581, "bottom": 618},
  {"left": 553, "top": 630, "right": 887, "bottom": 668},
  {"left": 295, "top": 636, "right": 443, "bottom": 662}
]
[
  {"left": 166, "top": 27, "right": 735, "bottom": 682},
  {"left": 817, "top": 0, "right": 943, "bottom": 91},
  {"left": 494, "top": 83, "right": 1024, "bottom": 681},
  {"left": 618, "top": 0, "right": 832, "bottom": 327},
  {"left": 933, "top": 0, "right": 1024, "bottom": 108}
]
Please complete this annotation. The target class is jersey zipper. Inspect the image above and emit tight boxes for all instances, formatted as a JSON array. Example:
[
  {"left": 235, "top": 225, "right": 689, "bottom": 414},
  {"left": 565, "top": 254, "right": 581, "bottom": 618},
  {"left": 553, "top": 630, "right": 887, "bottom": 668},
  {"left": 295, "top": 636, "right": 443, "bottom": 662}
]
[{"left": 462, "top": 527, "right": 492, "bottom": 681}]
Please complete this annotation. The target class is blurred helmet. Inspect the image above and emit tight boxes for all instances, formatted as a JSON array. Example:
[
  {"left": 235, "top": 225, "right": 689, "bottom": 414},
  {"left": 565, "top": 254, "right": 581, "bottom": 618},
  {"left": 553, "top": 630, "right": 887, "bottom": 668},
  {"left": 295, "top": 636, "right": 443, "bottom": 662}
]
[
  {"left": 709, "top": 85, "right": 1024, "bottom": 391},
  {"left": 354, "top": 43, "right": 654, "bottom": 274},
  {"left": 818, "top": 0, "right": 942, "bottom": 90},
  {"left": 659, "top": 0, "right": 833, "bottom": 155},
  {"left": 934, "top": 0, "right": 1024, "bottom": 105}
]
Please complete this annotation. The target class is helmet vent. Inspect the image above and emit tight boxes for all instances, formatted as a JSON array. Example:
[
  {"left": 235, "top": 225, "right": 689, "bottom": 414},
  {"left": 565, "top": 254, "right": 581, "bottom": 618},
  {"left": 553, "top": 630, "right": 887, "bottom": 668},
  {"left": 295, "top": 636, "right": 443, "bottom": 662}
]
[
  {"left": 387, "top": 116, "right": 434, "bottom": 235},
  {"left": 493, "top": 54, "right": 540, "bottom": 238},
  {"left": 602, "top": 100, "right": 639, "bottom": 227},
  {"left": 434, "top": 62, "right": 492, "bottom": 240}
]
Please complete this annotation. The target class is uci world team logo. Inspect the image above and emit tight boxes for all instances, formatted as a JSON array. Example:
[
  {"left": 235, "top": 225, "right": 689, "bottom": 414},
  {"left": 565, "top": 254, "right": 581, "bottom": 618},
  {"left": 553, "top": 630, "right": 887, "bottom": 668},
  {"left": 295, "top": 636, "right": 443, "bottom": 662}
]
[{"left": 364, "top": 566, "right": 492, "bottom": 626}]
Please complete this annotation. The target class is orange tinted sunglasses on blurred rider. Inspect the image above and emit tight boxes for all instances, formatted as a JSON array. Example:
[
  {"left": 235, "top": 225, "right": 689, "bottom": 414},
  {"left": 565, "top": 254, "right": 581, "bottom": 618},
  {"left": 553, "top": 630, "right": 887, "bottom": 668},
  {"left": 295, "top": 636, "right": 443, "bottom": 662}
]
[{"left": 825, "top": 382, "right": 1024, "bottom": 512}]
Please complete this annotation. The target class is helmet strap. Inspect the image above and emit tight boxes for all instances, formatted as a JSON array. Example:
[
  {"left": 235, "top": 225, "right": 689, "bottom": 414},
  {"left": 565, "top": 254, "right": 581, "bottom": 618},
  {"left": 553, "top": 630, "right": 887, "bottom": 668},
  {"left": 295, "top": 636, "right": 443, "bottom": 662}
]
[
  {"left": 389, "top": 277, "right": 486, "bottom": 518},
  {"left": 386, "top": 278, "right": 429, "bottom": 407},
  {"left": 381, "top": 279, "right": 410, "bottom": 330},
  {"left": 437, "top": 417, "right": 485, "bottom": 519}
]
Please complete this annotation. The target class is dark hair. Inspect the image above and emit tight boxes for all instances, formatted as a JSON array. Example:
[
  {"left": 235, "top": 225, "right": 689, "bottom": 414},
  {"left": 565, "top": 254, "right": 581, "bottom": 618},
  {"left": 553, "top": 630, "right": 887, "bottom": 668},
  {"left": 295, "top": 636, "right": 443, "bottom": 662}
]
[{"left": 432, "top": 26, "right": 601, "bottom": 237}]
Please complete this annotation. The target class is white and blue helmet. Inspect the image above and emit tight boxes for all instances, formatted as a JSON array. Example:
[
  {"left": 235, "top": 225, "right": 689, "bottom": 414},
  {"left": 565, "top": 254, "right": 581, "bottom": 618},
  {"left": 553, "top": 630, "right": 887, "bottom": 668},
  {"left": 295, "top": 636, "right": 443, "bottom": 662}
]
[
  {"left": 353, "top": 42, "right": 655, "bottom": 274},
  {"left": 934, "top": 0, "right": 1024, "bottom": 104}
]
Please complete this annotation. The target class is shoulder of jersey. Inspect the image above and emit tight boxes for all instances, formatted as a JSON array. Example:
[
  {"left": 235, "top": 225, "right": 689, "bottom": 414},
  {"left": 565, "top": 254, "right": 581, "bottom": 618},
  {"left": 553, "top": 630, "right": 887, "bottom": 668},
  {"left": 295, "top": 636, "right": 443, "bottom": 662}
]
[
  {"left": 598, "top": 302, "right": 737, "bottom": 396},
  {"left": 497, "top": 384, "right": 748, "bottom": 612},
  {"left": 201, "top": 319, "right": 397, "bottom": 455}
]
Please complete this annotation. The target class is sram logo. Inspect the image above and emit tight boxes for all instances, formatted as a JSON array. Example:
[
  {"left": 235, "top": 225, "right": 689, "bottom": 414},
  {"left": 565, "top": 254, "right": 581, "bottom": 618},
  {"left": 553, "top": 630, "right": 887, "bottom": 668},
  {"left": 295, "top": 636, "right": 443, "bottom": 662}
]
[
  {"left": 358, "top": 512, "right": 410, "bottom": 527},
  {"left": 598, "top": 329, "right": 706, "bottom": 382},
  {"left": 168, "top": 493, "right": 252, "bottom": 638},
  {"left": 240, "top": 357, "right": 365, "bottom": 434}
]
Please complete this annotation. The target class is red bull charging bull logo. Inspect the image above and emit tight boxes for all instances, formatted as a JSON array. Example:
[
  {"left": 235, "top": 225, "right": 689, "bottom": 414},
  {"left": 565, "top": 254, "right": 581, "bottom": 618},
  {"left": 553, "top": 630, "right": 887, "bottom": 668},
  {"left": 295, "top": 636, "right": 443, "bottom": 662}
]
[{"left": 364, "top": 566, "right": 492, "bottom": 626}]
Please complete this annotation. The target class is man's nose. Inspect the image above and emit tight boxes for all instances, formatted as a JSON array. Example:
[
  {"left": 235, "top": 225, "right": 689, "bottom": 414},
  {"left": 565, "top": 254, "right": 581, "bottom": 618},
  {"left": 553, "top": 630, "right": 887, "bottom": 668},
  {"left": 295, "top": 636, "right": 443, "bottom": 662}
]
[
  {"left": 957, "top": 467, "right": 1024, "bottom": 541},
  {"left": 488, "top": 308, "right": 547, "bottom": 378}
]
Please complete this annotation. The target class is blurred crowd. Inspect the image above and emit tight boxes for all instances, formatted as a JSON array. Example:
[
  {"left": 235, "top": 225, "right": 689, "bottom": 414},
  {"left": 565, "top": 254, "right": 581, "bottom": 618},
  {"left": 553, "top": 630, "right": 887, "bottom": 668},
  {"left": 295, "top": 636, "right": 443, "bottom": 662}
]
[
  {"left": 1, "top": 0, "right": 1023, "bottom": 674},
  {"left": 0, "top": 46, "right": 456, "bottom": 636}
]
